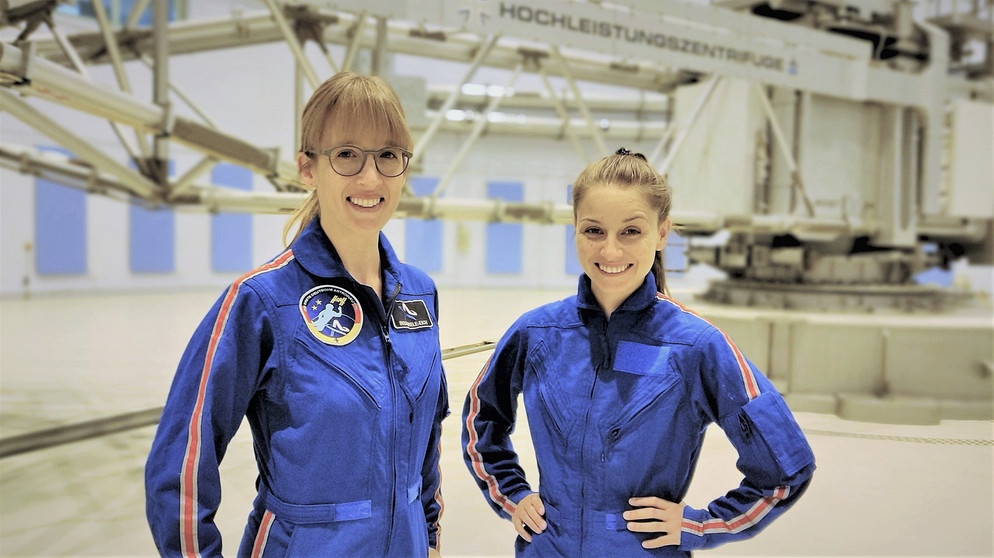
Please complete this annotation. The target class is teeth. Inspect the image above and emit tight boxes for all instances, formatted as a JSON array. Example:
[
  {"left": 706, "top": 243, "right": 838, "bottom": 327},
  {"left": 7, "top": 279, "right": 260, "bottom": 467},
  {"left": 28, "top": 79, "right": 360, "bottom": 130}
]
[
  {"left": 599, "top": 264, "right": 629, "bottom": 274},
  {"left": 349, "top": 197, "right": 381, "bottom": 208}
]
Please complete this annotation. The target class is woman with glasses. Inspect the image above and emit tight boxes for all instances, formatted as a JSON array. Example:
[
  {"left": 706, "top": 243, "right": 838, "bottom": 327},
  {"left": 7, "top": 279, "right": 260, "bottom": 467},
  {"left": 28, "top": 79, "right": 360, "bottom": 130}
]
[
  {"left": 146, "top": 72, "right": 448, "bottom": 558},
  {"left": 462, "top": 148, "right": 815, "bottom": 557}
]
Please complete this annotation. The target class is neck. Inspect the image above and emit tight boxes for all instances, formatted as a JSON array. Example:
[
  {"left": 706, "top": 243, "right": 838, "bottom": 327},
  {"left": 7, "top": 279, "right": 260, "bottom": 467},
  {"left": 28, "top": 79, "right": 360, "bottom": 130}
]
[
  {"left": 596, "top": 297, "right": 621, "bottom": 320},
  {"left": 321, "top": 219, "right": 383, "bottom": 296}
]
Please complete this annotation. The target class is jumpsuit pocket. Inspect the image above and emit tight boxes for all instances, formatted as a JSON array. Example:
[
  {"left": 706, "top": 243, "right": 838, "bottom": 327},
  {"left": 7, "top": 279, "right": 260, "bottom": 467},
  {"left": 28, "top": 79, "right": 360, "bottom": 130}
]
[
  {"left": 259, "top": 488, "right": 374, "bottom": 557},
  {"left": 515, "top": 501, "right": 564, "bottom": 557},
  {"left": 526, "top": 340, "right": 589, "bottom": 438},
  {"left": 740, "top": 391, "right": 815, "bottom": 480},
  {"left": 291, "top": 334, "right": 384, "bottom": 410}
]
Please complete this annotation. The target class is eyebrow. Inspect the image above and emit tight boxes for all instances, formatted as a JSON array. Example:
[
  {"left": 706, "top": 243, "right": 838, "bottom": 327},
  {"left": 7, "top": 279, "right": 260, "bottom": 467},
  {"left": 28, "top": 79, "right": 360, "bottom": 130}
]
[{"left": 579, "top": 214, "right": 650, "bottom": 224}]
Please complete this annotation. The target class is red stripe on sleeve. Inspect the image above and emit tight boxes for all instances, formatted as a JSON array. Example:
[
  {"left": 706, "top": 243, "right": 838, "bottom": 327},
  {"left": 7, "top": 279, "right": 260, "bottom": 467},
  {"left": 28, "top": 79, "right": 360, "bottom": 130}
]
[
  {"left": 464, "top": 356, "right": 517, "bottom": 517},
  {"left": 682, "top": 486, "right": 790, "bottom": 536},
  {"left": 657, "top": 294, "right": 761, "bottom": 400}
]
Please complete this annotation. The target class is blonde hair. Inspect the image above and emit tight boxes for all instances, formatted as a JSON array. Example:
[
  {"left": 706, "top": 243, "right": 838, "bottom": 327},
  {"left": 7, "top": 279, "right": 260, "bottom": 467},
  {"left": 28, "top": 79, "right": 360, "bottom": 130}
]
[
  {"left": 283, "top": 71, "right": 414, "bottom": 245},
  {"left": 572, "top": 148, "right": 673, "bottom": 294}
]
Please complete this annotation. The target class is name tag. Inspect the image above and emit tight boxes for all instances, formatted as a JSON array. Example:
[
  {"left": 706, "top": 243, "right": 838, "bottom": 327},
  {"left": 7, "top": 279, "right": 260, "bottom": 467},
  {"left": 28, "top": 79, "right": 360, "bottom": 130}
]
[{"left": 390, "top": 299, "right": 434, "bottom": 331}]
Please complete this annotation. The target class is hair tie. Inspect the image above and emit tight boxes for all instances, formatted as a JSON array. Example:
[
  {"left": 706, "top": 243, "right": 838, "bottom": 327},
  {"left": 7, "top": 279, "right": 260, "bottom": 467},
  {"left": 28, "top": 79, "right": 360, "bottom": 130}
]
[{"left": 615, "top": 147, "right": 647, "bottom": 161}]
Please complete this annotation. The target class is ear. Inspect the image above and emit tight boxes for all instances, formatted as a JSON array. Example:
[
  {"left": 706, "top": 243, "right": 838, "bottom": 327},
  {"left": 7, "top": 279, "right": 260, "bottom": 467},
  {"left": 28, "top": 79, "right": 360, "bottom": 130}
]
[
  {"left": 656, "top": 218, "right": 671, "bottom": 251},
  {"left": 297, "top": 152, "right": 315, "bottom": 187}
]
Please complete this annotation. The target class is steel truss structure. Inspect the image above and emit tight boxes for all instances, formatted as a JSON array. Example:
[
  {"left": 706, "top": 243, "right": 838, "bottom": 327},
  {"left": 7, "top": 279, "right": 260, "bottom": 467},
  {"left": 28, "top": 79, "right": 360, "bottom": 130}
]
[{"left": 0, "top": 0, "right": 991, "bottom": 295}]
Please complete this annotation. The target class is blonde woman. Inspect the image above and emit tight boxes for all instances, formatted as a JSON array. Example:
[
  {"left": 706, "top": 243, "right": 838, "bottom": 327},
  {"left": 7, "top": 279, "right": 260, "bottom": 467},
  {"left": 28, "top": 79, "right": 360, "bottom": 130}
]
[{"left": 146, "top": 72, "right": 448, "bottom": 558}]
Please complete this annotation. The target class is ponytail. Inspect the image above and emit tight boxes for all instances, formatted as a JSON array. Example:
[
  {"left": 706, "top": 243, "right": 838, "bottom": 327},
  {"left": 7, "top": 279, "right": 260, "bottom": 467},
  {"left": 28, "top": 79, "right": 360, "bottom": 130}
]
[
  {"left": 652, "top": 250, "right": 667, "bottom": 296},
  {"left": 282, "top": 190, "right": 319, "bottom": 246}
]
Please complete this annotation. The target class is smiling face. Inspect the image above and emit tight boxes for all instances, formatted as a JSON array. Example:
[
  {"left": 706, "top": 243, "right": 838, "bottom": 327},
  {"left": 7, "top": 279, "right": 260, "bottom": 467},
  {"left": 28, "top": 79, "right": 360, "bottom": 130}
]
[
  {"left": 294, "top": 72, "right": 413, "bottom": 245},
  {"left": 299, "top": 133, "right": 407, "bottom": 241},
  {"left": 575, "top": 182, "right": 670, "bottom": 317}
]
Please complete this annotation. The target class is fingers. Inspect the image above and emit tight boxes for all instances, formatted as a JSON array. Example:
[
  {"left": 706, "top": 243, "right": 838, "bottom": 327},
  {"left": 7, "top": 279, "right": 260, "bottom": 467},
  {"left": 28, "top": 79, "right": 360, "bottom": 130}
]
[
  {"left": 623, "top": 497, "right": 682, "bottom": 521},
  {"left": 627, "top": 496, "right": 675, "bottom": 509},
  {"left": 640, "top": 532, "right": 681, "bottom": 549},
  {"left": 625, "top": 520, "right": 667, "bottom": 533},
  {"left": 512, "top": 494, "right": 547, "bottom": 543},
  {"left": 521, "top": 504, "right": 547, "bottom": 534},
  {"left": 624, "top": 496, "right": 685, "bottom": 549},
  {"left": 514, "top": 519, "right": 533, "bottom": 542}
]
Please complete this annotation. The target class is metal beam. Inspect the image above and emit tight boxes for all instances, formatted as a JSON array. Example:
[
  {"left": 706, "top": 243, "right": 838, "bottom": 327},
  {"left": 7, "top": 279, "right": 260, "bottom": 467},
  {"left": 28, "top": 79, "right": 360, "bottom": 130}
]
[
  {"left": 18, "top": 8, "right": 685, "bottom": 92},
  {"left": 431, "top": 62, "right": 523, "bottom": 199},
  {"left": 410, "top": 33, "right": 499, "bottom": 170},
  {"left": 0, "top": 41, "right": 300, "bottom": 189},
  {"left": 262, "top": 0, "right": 320, "bottom": 88},
  {"left": 9, "top": 141, "right": 981, "bottom": 243},
  {"left": 0, "top": 90, "right": 158, "bottom": 198},
  {"left": 549, "top": 45, "right": 608, "bottom": 156},
  {"left": 750, "top": 81, "right": 815, "bottom": 217}
]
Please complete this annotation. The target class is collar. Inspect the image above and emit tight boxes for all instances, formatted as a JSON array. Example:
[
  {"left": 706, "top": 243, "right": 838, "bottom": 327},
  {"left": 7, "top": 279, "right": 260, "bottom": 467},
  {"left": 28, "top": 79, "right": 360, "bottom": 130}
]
[
  {"left": 290, "top": 217, "right": 402, "bottom": 284},
  {"left": 576, "top": 272, "right": 658, "bottom": 315}
]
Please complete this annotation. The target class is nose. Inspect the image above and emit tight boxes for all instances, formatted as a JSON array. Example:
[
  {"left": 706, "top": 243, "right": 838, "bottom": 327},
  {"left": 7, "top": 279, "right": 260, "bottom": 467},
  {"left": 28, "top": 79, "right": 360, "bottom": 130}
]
[
  {"left": 600, "top": 236, "right": 623, "bottom": 258},
  {"left": 356, "top": 153, "right": 381, "bottom": 181}
]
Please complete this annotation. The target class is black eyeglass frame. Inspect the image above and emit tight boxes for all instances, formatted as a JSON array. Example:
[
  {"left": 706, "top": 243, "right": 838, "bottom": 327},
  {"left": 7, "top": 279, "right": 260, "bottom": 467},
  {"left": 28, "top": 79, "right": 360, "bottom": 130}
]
[{"left": 311, "top": 145, "right": 413, "bottom": 178}]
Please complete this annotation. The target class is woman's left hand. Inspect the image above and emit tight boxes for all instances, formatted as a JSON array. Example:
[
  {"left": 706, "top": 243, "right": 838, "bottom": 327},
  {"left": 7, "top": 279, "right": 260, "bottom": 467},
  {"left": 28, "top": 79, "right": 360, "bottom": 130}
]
[{"left": 623, "top": 496, "right": 687, "bottom": 549}]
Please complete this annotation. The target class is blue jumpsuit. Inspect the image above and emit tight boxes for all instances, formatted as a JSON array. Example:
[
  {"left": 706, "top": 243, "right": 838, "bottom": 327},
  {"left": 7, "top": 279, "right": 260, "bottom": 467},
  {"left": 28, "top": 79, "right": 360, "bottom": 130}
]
[
  {"left": 146, "top": 218, "right": 448, "bottom": 557},
  {"left": 463, "top": 274, "right": 815, "bottom": 557}
]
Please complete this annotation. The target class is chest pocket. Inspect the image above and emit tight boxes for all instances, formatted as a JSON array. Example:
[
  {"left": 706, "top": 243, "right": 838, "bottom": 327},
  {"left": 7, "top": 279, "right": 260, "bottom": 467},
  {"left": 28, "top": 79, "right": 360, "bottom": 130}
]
[
  {"left": 290, "top": 328, "right": 386, "bottom": 411},
  {"left": 605, "top": 341, "right": 682, "bottom": 431},
  {"left": 525, "top": 339, "right": 595, "bottom": 438},
  {"left": 389, "top": 327, "right": 439, "bottom": 406}
]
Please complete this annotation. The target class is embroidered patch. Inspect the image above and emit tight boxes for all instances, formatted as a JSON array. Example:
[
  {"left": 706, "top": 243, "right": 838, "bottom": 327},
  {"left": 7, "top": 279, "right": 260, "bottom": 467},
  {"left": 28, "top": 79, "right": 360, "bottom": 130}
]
[
  {"left": 299, "top": 285, "right": 363, "bottom": 345},
  {"left": 390, "top": 299, "right": 434, "bottom": 331}
]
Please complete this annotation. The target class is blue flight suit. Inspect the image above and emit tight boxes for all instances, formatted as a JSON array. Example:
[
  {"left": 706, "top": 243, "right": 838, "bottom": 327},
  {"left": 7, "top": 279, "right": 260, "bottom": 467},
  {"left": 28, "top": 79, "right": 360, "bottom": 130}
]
[
  {"left": 463, "top": 274, "right": 814, "bottom": 557},
  {"left": 146, "top": 218, "right": 448, "bottom": 557}
]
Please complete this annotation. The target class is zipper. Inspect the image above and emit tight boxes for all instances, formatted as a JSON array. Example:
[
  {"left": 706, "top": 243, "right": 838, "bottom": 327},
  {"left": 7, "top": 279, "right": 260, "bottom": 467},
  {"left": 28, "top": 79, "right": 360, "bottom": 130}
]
[
  {"left": 382, "top": 281, "right": 401, "bottom": 555},
  {"left": 578, "top": 366, "right": 598, "bottom": 556},
  {"left": 578, "top": 315, "right": 607, "bottom": 556}
]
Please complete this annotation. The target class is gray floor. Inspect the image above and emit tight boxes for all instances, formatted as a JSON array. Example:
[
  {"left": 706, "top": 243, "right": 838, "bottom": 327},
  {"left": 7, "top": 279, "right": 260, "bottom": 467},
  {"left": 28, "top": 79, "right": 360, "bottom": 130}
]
[{"left": 1, "top": 287, "right": 992, "bottom": 557}]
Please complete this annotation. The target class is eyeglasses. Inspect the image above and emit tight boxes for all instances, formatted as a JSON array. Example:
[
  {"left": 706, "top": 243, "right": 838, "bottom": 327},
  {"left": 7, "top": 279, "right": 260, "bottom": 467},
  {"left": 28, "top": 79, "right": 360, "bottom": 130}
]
[{"left": 313, "top": 145, "right": 412, "bottom": 178}]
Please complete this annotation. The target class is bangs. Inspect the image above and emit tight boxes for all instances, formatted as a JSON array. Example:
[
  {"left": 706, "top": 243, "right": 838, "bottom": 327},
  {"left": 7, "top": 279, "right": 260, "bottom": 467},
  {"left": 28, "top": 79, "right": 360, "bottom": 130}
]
[
  {"left": 300, "top": 72, "right": 414, "bottom": 154},
  {"left": 321, "top": 93, "right": 412, "bottom": 150},
  {"left": 324, "top": 112, "right": 409, "bottom": 149}
]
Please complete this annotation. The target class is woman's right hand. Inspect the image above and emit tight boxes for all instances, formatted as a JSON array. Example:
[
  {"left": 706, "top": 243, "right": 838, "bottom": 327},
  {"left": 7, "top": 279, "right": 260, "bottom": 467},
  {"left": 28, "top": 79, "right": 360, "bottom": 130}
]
[{"left": 511, "top": 492, "right": 547, "bottom": 542}]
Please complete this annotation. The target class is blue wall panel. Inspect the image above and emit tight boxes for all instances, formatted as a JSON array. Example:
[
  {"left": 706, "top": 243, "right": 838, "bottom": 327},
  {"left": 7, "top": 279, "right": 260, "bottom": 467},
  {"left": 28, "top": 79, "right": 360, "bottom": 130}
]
[
  {"left": 130, "top": 207, "right": 175, "bottom": 273},
  {"left": 486, "top": 181, "right": 524, "bottom": 274},
  {"left": 67, "top": 1, "right": 176, "bottom": 24},
  {"left": 35, "top": 146, "right": 87, "bottom": 275},
  {"left": 404, "top": 177, "right": 443, "bottom": 273},
  {"left": 211, "top": 164, "right": 254, "bottom": 273},
  {"left": 129, "top": 160, "right": 175, "bottom": 273}
]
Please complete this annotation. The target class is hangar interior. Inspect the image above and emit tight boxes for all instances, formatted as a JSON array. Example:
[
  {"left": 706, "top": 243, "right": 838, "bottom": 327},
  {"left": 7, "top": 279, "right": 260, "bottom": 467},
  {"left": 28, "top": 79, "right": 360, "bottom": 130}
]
[{"left": 0, "top": 0, "right": 992, "bottom": 556}]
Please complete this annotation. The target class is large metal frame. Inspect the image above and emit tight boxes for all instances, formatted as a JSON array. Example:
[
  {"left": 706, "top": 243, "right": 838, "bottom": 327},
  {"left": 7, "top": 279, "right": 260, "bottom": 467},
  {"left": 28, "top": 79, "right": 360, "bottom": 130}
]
[
  {"left": 0, "top": 0, "right": 989, "bottom": 314},
  {"left": 0, "top": 0, "right": 989, "bottom": 286},
  {"left": 1, "top": 1, "right": 987, "bottom": 226}
]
